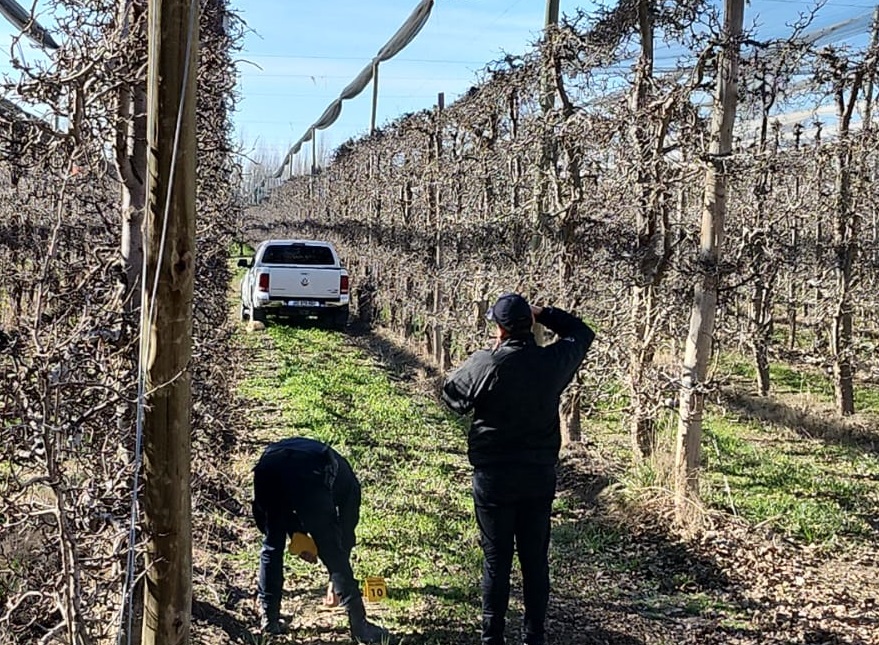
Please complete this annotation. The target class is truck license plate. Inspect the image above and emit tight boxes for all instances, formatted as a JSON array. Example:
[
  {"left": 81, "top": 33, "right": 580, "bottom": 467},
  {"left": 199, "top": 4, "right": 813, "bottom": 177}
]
[{"left": 288, "top": 300, "right": 320, "bottom": 307}]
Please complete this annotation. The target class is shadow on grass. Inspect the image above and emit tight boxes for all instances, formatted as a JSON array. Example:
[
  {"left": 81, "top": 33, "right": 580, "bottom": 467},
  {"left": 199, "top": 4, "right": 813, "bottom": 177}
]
[
  {"left": 548, "top": 510, "right": 731, "bottom": 644},
  {"left": 549, "top": 441, "right": 878, "bottom": 644},
  {"left": 346, "top": 323, "right": 440, "bottom": 382},
  {"left": 192, "top": 598, "right": 255, "bottom": 643},
  {"left": 390, "top": 583, "right": 478, "bottom": 605},
  {"left": 722, "top": 387, "right": 879, "bottom": 456},
  {"left": 548, "top": 446, "right": 736, "bottom": 644},
  {"left": 265, "top": 316, "right": 346, "bottom": 334},
  {"left": 393, "top": 621, "right": 479, "bottom": 645}
]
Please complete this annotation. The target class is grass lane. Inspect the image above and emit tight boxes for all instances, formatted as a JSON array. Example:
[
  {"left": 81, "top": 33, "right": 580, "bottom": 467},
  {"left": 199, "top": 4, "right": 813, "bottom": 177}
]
[{"left": 236, "top": 324, "right": 481, "bottom": 643}]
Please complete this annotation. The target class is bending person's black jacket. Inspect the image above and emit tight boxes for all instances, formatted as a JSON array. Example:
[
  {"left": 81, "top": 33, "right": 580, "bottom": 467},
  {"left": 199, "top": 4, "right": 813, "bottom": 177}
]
[
  {"left": 252, "top": 437, "right": 347, "bottom": 535},
  {"left": 251, "top": 437, "right": 363, "bottom": 620},
  {"left": 442, "top": 306, "right": 595, "bottom": 468}
]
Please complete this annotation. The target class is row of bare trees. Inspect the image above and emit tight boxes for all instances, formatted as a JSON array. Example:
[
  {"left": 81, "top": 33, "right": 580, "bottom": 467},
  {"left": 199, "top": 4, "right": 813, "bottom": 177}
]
[
  {"left": 247, "top": 0, "right": 879, "bottom": 521},
  {"left": 0, "top": 1, "right": 243, "bottom": 643}
]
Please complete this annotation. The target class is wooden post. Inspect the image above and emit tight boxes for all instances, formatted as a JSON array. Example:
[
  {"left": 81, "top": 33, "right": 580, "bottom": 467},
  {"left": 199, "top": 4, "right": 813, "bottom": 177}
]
[
  {"left": 627, "top": 0, "right": 657, "bottom": 458},
  {"left": 532, "top": 0, "right": 560, "bottom": 345},
  {"left": 311, "top": 133, "right": 317, "bottom": 175},
  {"left": 544, "top": 0, "right": 560, "bottom": 44},
  {"left": 675, "top": 0, "right": 744, "bottom": 525},
  {"left": 370, "top": 61, "right": 379, "bottom": 136},
  {"left": 117, "top": 0, "right": 148, "bottom": 314},
  {"left": 141, "top": 0, "right": 197, "bottom": 642},
  {"left": 432, "top": 92, "right": 449, "bottom": 368},
  {"left": 534, "top": 0, "right": 559, "bottom": 230},
  {"left": 862, "top": 6, "right": 879, "bottom": 129}
]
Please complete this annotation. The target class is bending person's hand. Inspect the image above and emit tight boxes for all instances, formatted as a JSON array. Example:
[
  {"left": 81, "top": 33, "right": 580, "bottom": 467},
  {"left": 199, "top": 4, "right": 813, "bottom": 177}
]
[
  {"left": 323, "top": 581, "right": 340, "bottom": 607},
  {"left": 298, "top": 549, "right": 318, "bottom": 564}
]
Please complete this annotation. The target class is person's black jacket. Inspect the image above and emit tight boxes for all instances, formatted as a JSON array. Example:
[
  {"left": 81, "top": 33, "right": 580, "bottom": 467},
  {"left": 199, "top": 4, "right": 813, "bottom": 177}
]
[
  {"left": 442, "top": 306, "right": 595, "bottom": 467},
  {"left": 252, "top": 437, "right": 341, "bottom": 534}
]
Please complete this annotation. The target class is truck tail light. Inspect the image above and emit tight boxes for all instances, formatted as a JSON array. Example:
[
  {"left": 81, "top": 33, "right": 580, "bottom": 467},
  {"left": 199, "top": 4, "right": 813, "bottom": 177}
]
[
  {"left": 340, "top": 275, "right": 349, "bottom": 295},
  {"left": 258, "top": 273, "right": 270, "bottom": 292}
]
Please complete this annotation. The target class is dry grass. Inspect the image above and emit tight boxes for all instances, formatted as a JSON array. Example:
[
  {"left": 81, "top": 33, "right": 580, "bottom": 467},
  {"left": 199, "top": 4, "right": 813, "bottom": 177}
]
[{"left": 721, "top": 385, "right": 879, "bottom": 452}]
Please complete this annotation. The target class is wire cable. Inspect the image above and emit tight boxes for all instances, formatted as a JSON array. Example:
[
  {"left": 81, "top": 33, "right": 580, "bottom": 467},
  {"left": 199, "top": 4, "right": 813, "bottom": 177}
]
[{"left": 761, "top": 0, "right": 873, "bottom": 8}]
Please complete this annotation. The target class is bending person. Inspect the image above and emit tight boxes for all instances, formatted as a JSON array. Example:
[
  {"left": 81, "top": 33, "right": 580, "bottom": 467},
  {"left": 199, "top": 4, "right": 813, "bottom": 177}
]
[{"left": 251, "top": 436, "right": 388, "bottom": 643}]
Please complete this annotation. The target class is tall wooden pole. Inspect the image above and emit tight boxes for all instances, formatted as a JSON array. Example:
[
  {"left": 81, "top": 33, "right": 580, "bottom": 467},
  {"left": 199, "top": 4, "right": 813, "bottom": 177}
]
[
  {"left": 675, "top": 0, "right": 744, "bottom": 525},
  {"left": 627, "top": 0, "right": 657, "bottom": 460},
  {"left": 531, "top": 0, "right": 560, "bottom": 347},
  {"left": 432, "top": 92, "right": 447, "bottom": 368},
  {"left": 862, "top": 6, "right": 879, "bottom": 129},
  {"left": 141, "top": 0, "right": 198, "bottom": 642},
  {"left": 536, "top": 0, "right": 559, "bottom": 205},
  {"left": 544, "top": 0, "right": 559, "bottom": 47},
  {"left": 370, "top": 62, "right": 379, "bottom": 135},
  {"left": 311, "top": 132, "right": 317, "bottom": 175}
]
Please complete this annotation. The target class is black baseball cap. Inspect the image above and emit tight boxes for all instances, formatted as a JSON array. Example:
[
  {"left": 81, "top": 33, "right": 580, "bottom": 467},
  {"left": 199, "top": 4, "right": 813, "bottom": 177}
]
[{"left": 486, "top": 293, "right": 533, "bottom": 332}]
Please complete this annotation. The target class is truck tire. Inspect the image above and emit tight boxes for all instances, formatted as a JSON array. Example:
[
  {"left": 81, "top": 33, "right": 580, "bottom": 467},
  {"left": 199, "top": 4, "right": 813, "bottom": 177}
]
[
  {"left": 252, "top": 307, "right": 267, "bottom": 324},
  {"left": 239, "top": 302, "right": 249, "bottom": 322},
  {"left": 332, "top": 306, "right": 349, "bottom": 332}
]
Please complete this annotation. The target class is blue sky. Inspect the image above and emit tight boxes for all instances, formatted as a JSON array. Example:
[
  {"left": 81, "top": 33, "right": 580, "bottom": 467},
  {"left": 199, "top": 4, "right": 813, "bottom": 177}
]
[
  {"left": 229, "top": 0, "right": 878, "bottom": 163},
  {"left": 234, "top": 0, "right": 582, "bottom": 160},
  {"left": 0, "top": 0, "right": 876, "bottom": 166}
]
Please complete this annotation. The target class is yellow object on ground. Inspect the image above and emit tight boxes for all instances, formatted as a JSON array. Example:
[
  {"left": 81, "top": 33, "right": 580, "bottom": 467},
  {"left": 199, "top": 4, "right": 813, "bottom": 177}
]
[
  {"left": 287, "top": 532, "right": 318, "bottom": 558},
  {"left": 363, "top": 576, "right": 388, "bottom": 602}
]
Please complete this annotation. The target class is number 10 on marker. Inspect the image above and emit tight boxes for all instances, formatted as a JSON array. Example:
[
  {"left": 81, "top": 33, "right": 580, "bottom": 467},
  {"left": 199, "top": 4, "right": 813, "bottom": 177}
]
[{"left": 363, "top": 576, "right": 388, "bottom": 602}]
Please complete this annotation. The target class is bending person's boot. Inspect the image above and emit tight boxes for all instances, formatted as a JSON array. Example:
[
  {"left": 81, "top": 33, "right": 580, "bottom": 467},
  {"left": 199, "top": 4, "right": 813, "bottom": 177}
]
[
  {"left": 259, "top": 596, "right": 288, "bottom": 635},
  {"left": 346, "top": 595, "right": 389, "bottom": 644},
  {"left": 260, "top": 613, "right": 288, "bottom": 635}
]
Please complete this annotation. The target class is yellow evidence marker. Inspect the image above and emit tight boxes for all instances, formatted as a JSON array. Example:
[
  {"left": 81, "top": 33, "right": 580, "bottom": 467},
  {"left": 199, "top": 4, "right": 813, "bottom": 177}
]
[
  {"left": 363, "top": 576, "right": 388, "bottom": 603},
  {"left": 287, "top": 532, "right": 318, "bottom": 560}
]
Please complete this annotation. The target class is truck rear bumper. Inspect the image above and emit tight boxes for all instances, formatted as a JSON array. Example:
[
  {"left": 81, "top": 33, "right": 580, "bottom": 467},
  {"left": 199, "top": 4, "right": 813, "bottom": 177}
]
[{"left": 254, "top": 297, "right": 349, "bottom": 316}]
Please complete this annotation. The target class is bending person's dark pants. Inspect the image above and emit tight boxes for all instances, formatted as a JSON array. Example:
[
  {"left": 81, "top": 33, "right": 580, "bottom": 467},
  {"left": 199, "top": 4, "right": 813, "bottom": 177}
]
[
  {"left": 256, "top": 449, "right": 361, "bottom": 620},
  {"left": 473, "top": 465, "right": 556, "bottom": 645}
]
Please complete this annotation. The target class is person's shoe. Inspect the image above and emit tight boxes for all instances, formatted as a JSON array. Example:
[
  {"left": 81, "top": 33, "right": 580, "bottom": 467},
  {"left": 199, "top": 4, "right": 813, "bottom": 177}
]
[
  {"left": 346, "top": 595, "right": 389, "bottom": 643},
  {"left": 350, "top": 616, "right": 389, "bottom": 643},
  {"left": 260, "top": 616, "right": 289, "bottom": 635}
]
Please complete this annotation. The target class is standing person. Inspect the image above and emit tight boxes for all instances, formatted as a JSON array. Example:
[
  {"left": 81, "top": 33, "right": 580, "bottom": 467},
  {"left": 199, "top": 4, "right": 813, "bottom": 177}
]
[
  {"left": 441, "top": 294, "right": 595, "bottom": 645},
  {"left": 251, "top": 436, "right": 388, "bottom": 643}
]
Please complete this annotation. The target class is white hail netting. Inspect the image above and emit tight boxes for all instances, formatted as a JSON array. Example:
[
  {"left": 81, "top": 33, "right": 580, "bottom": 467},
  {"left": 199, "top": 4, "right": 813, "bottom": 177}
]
[{"left": 271, "top": 0, "right": 434, "bottom": 179}]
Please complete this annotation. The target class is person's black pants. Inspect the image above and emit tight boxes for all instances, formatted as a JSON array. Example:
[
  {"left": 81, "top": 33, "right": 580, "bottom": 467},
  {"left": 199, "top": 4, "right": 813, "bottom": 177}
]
[
  {"left": 473, "top": 465, "right": 556, "bottom": 645},
  {"left": 257, "top": 452, "right": 362, "bottom": 620}
]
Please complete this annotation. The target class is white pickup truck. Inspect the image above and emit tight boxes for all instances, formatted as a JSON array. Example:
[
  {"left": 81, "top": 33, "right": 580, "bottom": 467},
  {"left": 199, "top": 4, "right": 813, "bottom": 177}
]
[{"left": 238, "top": 239, "right": 350, "bottom": 329}]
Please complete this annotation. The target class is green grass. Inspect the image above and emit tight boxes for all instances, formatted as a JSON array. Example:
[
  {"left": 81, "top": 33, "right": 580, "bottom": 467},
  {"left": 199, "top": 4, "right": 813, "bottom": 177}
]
[
  {"left": 702, "top": 411, "right": 879, "bottom": 544},
  {"left": 716, "top": 350, "right": 879, "bottom": 413},
  {"left": 855, "top": 386, "right": 879, "bottom": 413},
  {"left": 551, "top": 520, "right": 622, "bottom": 555},
  {"left": 716, "top": 353, "right": 834, "bottom": 398},
  {"left": 231, "top": 241, "right": 255, "bottom": 257},
  {"left": 770, "top": 364, "right": 834, "bottom": 398},
  {"left": 238, "top": 325, "right": 481, "bottom": 639},
  {"left": 770, "top": 323, "right": 819, "bottom": 351},
  {"left": 231, "top": 321, "right": 879, "bottom": 641},
  {"left": 590, "top": 350, "right": 879, "bottom": 546}
]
